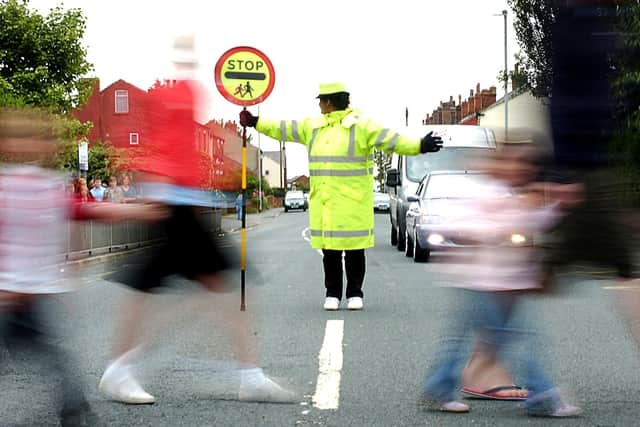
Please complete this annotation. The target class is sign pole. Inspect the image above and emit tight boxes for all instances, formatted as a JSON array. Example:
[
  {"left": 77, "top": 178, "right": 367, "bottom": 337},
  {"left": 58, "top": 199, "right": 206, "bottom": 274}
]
[
  {"left": 214, "top": 46, "right": 275, "bottom": 312},
  {"left": 240, "top": 107, "right": 248, "bottom": 311}
]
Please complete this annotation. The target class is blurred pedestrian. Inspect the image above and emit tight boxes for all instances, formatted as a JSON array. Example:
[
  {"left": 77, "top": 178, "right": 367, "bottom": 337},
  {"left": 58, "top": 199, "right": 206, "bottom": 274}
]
[
  {"left": 0, "top": 108, "right": 166, "bottom": 426},
  {"left": 104, "top": 175, "right": 124, "bottom": 203},
  {"left": 120, "top": 172, "right": 138, "bottom": 203},
  {"left": 420, "top": 145, "right": 583, "bottom": 416},
  {"left": 73, "top": 177, "right": 93, "bottom": 203},
  {"left": 235, "top": 193, "right": 243, "bottom": 220},
  {"left": 541, "top": 1, "right": 637, "bottom": 287},
  {"left": 240, "top": 82, "right": 443, "bottom": 311},
  {"left": 98, "top": 34, "right": 297, "bottom": 405},
  {"left": 90, "top": 176, "right": 106, "bottom": 201}
]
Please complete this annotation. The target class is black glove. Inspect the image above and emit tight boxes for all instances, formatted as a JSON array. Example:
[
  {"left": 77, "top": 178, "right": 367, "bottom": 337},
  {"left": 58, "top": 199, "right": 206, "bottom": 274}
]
[
  {"left": 239, "top": 110, "right": 258, "bottom": 127},
  {"left": 420, "top": 131, "right": 443, "bottom": 153}
]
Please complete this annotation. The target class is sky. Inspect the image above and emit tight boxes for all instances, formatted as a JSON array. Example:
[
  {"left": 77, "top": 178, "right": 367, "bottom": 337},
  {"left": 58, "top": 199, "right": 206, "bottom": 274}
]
[{"left": 31, "top": 0, "right": 519, "bottom": 177}]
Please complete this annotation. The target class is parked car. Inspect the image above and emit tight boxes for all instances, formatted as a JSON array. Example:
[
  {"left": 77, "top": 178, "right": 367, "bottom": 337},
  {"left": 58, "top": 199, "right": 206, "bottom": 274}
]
[
  {"left": 373, "top": 192, "right": 390, "bottom": 212},
  {"left": 284, "top": 190, "right": 307, "bottom": 212},
  {"left": 404, "top": 170, "right": 528, "bottom": 262},
  {"left": 385, "top": 125, "right": 496, "bottom": 253}
]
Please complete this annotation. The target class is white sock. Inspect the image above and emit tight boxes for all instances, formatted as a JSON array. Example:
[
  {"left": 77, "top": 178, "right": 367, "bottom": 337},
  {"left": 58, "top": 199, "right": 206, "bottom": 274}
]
[
  {"left": 240, "top": 367, "right": 267, "bottom": 388},
  {"left": 106, "top": 346, "right": 144, "bottom": 377}
]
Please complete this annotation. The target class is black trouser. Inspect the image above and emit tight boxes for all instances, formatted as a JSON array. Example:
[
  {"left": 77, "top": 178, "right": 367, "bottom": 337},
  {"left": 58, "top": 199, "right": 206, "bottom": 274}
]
[
  {"left": 322, "top": 249, "right": 365, "bottom": 299},
  {"left": 0, "top": 297, "right": 89, "bottom": 420}
]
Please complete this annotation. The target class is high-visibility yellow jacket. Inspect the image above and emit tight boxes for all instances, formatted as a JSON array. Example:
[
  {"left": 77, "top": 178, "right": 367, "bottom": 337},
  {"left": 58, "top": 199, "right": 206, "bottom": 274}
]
[{"left": 256, "top": 108, "right": 421, "bottom": 250}]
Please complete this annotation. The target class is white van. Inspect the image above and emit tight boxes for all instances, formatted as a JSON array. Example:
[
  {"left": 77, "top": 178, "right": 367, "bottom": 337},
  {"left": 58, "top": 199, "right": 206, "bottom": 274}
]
[{"left": 385, "top": 125, "right": 496, "bottom": 251}]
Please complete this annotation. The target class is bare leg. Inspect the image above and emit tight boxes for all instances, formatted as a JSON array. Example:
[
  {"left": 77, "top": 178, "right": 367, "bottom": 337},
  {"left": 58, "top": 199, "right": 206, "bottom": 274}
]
[
  {"left": 110, "top": 292, "right": 150, "bottom": 358},
  {"left": 461, "top": 340, "right": 528, "bottom": 399}
]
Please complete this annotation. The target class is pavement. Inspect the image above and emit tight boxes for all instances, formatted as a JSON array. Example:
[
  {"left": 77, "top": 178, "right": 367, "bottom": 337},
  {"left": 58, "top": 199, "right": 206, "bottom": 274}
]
[{"left": 220, "top": 208, "right": 283, "bottom": 234}]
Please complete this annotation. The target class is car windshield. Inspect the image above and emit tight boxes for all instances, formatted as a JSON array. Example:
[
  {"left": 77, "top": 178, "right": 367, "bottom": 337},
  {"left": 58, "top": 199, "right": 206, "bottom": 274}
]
[
  {"left": 374, "top": 192, "right": 389, "bottom": 202},
  {"left": 406, "top": 147, "right": 494, "bottom": 182},
  {"left": 423, "top": 174, "right": 511, "bottom": 200},
  {"left": 286, "top": 191, "right": 304, "bottom": 200}
]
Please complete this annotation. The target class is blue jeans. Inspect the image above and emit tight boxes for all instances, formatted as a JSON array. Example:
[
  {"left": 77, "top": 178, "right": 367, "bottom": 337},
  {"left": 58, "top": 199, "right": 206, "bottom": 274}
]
[{"left": 422, "top": 290, "right": 556, "bottom": 408}]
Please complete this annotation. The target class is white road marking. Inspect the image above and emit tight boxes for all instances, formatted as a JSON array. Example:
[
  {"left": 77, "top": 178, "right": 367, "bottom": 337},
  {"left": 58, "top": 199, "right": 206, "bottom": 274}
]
[{"left": 312, "top": 319, "right": 344, "bottom": 410}]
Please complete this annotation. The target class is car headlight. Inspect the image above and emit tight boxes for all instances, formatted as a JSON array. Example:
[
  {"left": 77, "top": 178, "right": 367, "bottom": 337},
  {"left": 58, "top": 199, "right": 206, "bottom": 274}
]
[
  {"left": 418, "top": 215, "right": 443, "bottom": 225},
  {"left": 428, "top": 234, "right": 444, "bottom": 245},
  {"left": 510, "top": 233, "right": 526, "bottom": 245}
]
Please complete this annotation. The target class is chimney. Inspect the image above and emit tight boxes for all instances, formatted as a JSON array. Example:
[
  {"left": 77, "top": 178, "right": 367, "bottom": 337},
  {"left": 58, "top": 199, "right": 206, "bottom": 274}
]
[
  {"left": 458, "top": 94, "right": 462, "bottom": 106},
  {"left": 476, "top": 83, "right": 481, "bottom": 94},
  {"left": 449, "top": 95, "right": 454, "bottom": 105}
]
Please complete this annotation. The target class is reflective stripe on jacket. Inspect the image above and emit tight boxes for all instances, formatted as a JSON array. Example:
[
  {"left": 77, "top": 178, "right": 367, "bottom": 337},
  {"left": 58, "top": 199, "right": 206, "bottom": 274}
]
[{"left": 256, "top": 108, "right": 421, "bottom": 250}]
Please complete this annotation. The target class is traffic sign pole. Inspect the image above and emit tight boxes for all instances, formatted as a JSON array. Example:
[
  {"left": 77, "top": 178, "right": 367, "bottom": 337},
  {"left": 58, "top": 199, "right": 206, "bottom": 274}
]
[
  {"left": 241, "top": 107, "right": 247, "bottom": 311},
  {"left": 214, "top": 46, "right": 275, "bottom": 311}
]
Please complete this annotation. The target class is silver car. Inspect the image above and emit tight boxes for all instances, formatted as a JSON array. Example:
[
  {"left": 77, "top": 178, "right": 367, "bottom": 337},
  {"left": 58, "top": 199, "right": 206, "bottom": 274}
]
[
  {"left": 373, "top": 192, "right": 390, "bottom": 212},
  {"left": 404, "top": 171, "right": 529, "bottom": 262}
]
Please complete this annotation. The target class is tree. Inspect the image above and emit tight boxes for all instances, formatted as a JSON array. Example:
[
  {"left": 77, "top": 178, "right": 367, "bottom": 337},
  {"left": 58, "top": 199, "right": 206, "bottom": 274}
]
[
  {"left": 506, "top": 0, "right": 559, "bottom": 98},
  {"left": 0, "top": 0, "right": 94, "bottom": 113},
  {"left": 508, "top": 1, "right": 640, "bottom": 204},
  {"left": 0, "top": 1, "right": 115, "bottom": 179},
  {"left": 374, "top": 149, "right": 391, "bottom": 192}
]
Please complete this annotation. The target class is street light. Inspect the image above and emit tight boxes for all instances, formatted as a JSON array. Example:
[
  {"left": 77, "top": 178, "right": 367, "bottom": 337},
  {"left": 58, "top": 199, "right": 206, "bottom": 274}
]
[{"left": 494, "top": 9, "right": 509, "bottom": 142}]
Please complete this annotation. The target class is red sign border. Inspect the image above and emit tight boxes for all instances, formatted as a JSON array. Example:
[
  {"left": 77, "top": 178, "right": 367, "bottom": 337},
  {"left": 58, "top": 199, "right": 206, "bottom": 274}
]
[{"left": 214, "top": 46, "right": 275, "bottom": 106}]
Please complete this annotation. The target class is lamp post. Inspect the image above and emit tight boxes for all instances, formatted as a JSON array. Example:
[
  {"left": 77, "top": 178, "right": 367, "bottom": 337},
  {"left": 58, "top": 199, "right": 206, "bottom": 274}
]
[
  {"left": 502, "top": 9, "right": 509, "bottom": 142},
  {"left": 494, "top": 9, "right": 509, "bottom": 143}
]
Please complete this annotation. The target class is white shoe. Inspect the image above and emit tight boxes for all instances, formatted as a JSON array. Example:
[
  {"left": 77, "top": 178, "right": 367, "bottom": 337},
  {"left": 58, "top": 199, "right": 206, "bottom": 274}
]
[
  {"left": 239, "top": 376, "right": 298, "bottom": 403},
  {"left": 99, "top": 362, "right": 156, "bottom": 404},
  {"left": 347, "top": 297, "right": 363, "bottom": 310},
  {"left": 323, "top": 297, "right": 340, "bottom": 311},
  {"left": 549, "top": 403, "right": 582, "bottom": 417},
  {"left": 439, "top": 401, "right": 470, "bottom": 413}
]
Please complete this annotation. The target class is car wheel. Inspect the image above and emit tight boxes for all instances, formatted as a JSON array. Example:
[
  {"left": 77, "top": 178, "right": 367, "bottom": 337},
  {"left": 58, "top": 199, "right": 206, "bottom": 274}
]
[
  {"left": 390, "top": 214, "right": 398, "bottom": 246},
  {"left": 413, "top": 231, "right": 430, "bottom": 263},
  {"left": 404, "top": 228, "right": 413, "bottom": 257}
]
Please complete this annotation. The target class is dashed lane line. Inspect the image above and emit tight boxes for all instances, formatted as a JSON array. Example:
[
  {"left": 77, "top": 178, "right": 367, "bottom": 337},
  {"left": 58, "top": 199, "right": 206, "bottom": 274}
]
[{"left": 312, "top": 319, "right": 344, "bottom": 410}]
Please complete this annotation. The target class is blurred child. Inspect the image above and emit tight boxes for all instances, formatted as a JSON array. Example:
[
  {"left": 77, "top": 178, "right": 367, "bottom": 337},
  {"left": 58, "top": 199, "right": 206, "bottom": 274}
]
[
  {"left": 0, "top": 108, "right": 166, "bottom": 426},
  {"left": 420, "top": 144, "right": 583, "bottom": 417}
]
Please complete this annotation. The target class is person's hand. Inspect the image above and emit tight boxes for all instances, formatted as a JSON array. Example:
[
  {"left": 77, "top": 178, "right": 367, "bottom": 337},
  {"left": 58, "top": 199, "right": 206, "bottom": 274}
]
[
  {"left": 239, "top": 110, "right": 258, "bottom": 128},
  {"left": 420, "top": 131, "right": 443, "bottom": 153}
]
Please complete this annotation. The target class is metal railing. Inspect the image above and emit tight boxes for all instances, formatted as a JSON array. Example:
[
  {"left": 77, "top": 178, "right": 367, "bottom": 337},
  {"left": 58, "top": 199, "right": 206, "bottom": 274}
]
[{"left": 63, "top": 209, "right": 222, "bottom": 261}]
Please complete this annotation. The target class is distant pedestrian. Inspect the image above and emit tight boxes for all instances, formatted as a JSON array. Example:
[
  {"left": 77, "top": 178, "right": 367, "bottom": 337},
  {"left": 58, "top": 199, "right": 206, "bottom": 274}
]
[
  {"left": 240, "top": 82, "right": 443, "bottom": 311},
  {"left": 235, "top": 193, "right": 243, "bottom": 220},
  {"left": 90, "top": 176, "right": 106, "bottom": 201}
]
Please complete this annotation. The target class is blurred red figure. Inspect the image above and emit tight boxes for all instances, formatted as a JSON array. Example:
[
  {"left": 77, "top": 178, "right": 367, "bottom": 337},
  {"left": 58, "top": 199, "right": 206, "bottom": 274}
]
[{"left": 98, "top": 34, "right": 296, "bottom": 405}]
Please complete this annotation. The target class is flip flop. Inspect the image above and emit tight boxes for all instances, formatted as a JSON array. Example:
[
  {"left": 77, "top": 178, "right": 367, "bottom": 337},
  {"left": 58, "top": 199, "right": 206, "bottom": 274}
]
[{"left": 460, "top": 385, "right": 528, "bottom": 401}]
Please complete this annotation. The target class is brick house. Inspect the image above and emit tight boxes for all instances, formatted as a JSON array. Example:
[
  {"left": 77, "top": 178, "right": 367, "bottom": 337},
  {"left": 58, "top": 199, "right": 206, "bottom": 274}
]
[
  {"left": 423, "top": 83, "right": 497, "bottom": 126},
  {"left": 73, "top": 79, "right": 252, "bottom": 190}
]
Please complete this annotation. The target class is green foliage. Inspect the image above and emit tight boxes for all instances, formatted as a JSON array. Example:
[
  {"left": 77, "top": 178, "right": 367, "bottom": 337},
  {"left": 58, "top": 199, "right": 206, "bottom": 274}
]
[
  {"left": 507, "top": 0, "right": 640, "bottom": 204},
  {"left": 506, "top": 0, "right": 559, "bottom": 98},
  {"left": 0, "top": 0, "right": 93, "bottom": 113},
  {"left": 247, "top": 173, "right": 268, "bottom": 193},
  {"left": 270, "top": 187, "right": 286, "bottom": 198}
]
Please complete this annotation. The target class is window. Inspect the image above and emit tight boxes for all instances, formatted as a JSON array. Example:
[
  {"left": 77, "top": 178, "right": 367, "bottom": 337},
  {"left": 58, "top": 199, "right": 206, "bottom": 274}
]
[
  {"left": 129, "top": 133, "right": 139, "bottom": 145},
  {"left": 115, "top": 90, "right": 129, "bottom": 113}
]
